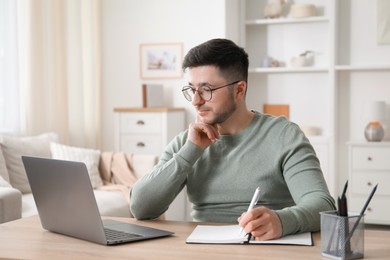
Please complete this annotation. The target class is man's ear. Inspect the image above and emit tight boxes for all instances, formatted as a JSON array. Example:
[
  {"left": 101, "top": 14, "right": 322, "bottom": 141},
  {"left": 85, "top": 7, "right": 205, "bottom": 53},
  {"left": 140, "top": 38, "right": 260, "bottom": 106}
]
[{"left": 236, "top": 81, "right": 247, "bottom": 98}]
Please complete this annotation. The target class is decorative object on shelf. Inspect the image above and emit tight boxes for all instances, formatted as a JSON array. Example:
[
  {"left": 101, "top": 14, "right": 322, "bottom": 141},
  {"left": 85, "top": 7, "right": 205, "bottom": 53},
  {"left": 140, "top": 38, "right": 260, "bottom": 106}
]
[
  {"left": 290, "top": 51, "right": 314, "bottom": 67},
  {"left": 262, "top": 56, "right": 280, "bottom": 68},
  {"left": 264, "top": 0, "right": 285, "bottom": 19},
  {"left": 140, "top": 43, "right": 183, "bottom": 79},
  {"left": 142, "top": 84, "right": 164, "bottom": 108},
  {"left": 290, "top": 4, "right": 316, "bottom": 18},
  {"left": 364, "top": 100, "right": 386, "bottom": 142},
  {"left": 263, "top": 104, "right": 289, "bottom": 119}
]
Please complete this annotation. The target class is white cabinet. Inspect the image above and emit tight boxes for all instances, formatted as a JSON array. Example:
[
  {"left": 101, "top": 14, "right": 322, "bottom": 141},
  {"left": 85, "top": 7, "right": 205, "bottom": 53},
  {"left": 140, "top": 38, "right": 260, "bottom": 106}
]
[
  {"left": 240, "top": 0, "right": 336, "bottom": 196},
  {"left": 114, "top": 107, "right": 185, "bottom": 155},
  {"left": 114, "top": 107, "right": 190, "bottom": 221},
  {"left": 348, "top": 142, "right": 390, "bottom": 225}
]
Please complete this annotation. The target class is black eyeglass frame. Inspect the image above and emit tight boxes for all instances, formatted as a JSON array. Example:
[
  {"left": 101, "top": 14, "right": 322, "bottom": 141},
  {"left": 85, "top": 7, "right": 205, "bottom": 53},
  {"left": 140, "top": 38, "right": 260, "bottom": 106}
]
[{"left": 181, "top": 80, "right": 241, "bottom": 102}]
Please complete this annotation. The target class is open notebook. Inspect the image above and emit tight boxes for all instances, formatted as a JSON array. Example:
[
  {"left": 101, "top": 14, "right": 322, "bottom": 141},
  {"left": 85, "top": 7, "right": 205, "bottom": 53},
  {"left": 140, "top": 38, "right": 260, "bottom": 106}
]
[{"left": 186, "top": 225, "right": 312, "bottom": 246}]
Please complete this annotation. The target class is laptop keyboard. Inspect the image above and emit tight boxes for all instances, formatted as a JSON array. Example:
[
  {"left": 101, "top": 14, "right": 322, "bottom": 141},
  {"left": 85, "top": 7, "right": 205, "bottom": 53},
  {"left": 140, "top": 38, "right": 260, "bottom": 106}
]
[{"left": 104, "top": 228, "right": 144, "bottom": 241}]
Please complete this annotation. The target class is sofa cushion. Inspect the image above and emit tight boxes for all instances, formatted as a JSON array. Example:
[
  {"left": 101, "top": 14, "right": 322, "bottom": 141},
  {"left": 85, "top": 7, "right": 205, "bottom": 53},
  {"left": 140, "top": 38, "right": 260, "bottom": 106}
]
[
  {"left": 93, "top": 190, "right": 131, "bottom": 217},
  {"left": 0, "top": 133, "right": 58, "bottom": 193},
  {"left": 50, "top": 142, "right": 103, "bottom": 188},
  {"left": 0, "top": 187, "right": 22, "bottom": 223},
  {"left": 21, "top": 193, "right": 38, "bottom": 218}
]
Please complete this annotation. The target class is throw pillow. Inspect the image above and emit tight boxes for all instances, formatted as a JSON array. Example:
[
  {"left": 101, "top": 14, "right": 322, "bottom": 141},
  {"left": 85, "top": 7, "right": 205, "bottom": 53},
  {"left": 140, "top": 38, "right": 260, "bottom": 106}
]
[
  {"left": 50, "top": 142, "right": 103, "bottom": 189},
  {"left": 0, "top": 132, "right": 59, "bottom": 193}
]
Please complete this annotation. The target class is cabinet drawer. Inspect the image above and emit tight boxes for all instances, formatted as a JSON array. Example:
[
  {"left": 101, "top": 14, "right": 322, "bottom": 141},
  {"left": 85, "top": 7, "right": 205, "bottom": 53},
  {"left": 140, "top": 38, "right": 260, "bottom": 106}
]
[
  {"left": 119, "top": 113, "right": 162, "bottom": 134},
  {"left": 351, "top": 171, "right": 390, "bottom": 196},
  {"left": 349, "top": 196, "right": 390, "bottom": 225},
  {"left": 352, "top": 147, "right": 390, "bottom": 170},
  {"left": 120, "top": 135, "right": 162, "bottom": 154}
]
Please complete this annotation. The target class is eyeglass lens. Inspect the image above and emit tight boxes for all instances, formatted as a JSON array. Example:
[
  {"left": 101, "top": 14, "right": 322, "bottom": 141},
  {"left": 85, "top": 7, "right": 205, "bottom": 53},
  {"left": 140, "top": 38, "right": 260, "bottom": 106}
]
[{"left": 183, "top": 86, "right": 212, "bottom": 102}]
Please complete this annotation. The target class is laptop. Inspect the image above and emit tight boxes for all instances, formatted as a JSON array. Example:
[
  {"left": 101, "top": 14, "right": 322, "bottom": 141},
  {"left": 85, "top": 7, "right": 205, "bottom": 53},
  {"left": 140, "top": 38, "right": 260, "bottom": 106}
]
[{"left": 21, "top": 156, "right": 173, "bottom": 245}]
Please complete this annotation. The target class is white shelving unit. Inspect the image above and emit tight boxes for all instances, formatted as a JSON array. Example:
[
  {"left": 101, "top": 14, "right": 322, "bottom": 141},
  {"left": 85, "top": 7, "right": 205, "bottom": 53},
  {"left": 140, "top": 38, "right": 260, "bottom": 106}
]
[
  {"left": 240, "top": 1, "right": 390, "bottom": 210},
  {"left": 240, "top": 0, "right": 337, "bottom": 196},
  {"left": 336, "top": 0, "right": 390, "bottom": 211}
]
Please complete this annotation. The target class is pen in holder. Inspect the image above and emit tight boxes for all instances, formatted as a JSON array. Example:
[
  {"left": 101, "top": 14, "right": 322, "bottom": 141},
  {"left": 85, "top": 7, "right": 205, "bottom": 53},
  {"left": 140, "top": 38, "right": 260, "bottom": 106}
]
[
  {"left": 321, "top": 183, "right": 377, "bottom": 260},
  {"left": 320, "top": 211, "right": 364, "bottom": 260}
]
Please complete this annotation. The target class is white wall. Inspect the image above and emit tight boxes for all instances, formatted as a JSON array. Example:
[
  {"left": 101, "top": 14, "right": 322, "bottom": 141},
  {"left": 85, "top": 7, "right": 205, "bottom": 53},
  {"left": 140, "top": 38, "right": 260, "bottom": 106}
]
[{"left": 100, "top": 0, "right": 240, "bottom": 150}]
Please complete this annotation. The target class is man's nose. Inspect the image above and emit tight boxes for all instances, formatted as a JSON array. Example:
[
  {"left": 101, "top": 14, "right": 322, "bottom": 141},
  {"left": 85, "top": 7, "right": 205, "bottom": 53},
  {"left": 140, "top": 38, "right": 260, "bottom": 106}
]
[{"left": 191, "top": 91, "right": 205, "bottom": 106}]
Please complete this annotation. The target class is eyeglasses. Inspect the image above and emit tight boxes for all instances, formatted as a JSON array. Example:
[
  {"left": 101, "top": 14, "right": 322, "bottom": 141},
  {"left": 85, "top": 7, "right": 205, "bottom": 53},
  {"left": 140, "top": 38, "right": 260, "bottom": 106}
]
[{"left": 182, "top": 80, "right": 241, "bottom": 102}]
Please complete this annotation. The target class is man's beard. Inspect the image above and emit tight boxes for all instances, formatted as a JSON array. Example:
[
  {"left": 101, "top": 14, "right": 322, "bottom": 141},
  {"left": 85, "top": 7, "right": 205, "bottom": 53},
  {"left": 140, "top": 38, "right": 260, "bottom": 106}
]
[{"left": 205, "top": 101, "right": 237, "bottom": 125}]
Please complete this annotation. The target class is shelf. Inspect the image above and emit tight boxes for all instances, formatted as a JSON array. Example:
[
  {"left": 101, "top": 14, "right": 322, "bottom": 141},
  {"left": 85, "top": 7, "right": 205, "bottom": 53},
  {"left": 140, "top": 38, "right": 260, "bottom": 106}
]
[
  {"left": 249, "top": 65, "right": 390, "bottom": 73},
  {"left": 245, "top": 16, "right": 329, "bottom": 26},
  {"left": 335, "top": 65, "right": 390, "bottom": 71},
  {"left": 347, "top": 140, "right": 390, "bottom": 146},
  {"left": 249, "top": 67, "right": 329, "bottom": 73}
]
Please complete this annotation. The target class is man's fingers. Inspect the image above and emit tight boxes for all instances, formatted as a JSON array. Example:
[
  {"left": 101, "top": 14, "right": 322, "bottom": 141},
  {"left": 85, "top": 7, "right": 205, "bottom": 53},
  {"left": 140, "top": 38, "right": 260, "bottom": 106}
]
[
  {"left": 238, "top": 207, "right": 282, "bottom": 240},
  {"left": 196, "top": 123, "right": 219, "bottom": 142},
  {"left": 238, "top": 207, "right": 262, "bottom": 232}
]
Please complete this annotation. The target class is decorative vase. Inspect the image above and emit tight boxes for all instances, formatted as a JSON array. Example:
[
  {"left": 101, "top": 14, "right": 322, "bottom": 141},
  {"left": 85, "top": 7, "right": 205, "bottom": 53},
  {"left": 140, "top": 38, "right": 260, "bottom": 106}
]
[{"left": 364, "top": 121, "right": 384, "bottom": 142}]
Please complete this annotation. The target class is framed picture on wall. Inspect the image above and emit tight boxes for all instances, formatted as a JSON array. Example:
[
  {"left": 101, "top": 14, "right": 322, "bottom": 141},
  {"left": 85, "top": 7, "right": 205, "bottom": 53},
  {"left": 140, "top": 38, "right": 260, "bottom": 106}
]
[{"left": 140, "top": 43, "right": 183, "bottom": 79}]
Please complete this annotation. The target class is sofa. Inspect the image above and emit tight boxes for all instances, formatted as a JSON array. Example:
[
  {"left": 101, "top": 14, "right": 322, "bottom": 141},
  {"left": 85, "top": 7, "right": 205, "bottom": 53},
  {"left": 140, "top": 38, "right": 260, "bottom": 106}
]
[{"left": 0, "top": 133, "right": 158, "bottom": 224}]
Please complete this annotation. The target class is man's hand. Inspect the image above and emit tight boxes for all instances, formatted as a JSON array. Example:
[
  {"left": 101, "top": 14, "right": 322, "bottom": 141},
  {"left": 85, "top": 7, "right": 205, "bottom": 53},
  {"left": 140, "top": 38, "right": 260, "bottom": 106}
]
[
  {"left": 237, "top": 207, "right": 283, "bottom": 241},
  {"left": 187, "top": 117, "right": 220, "bottom": 150}
]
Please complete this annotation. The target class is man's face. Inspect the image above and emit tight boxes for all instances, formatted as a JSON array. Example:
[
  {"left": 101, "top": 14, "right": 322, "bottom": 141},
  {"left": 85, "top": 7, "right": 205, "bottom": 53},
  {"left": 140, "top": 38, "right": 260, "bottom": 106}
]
[{"left": 187, "top": 66, "right": 237, "bottom": 125}]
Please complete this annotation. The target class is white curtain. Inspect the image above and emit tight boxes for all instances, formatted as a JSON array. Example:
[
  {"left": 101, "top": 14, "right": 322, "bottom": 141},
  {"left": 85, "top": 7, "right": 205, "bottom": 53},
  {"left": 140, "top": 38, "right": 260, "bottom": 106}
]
[
  {"left": 0, "top": 0, "right": 22, "bottom": 134},
  {"left": 0, "top": 0, "right": 101, "bottom": 149}
]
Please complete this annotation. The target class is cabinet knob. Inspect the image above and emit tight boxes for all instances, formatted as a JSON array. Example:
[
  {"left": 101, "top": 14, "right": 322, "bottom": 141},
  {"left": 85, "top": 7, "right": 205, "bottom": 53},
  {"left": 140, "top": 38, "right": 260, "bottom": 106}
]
[
  {"left": 136, "top": 142, "right": 145, "bottom": 148},
  {"left": 367, "top": 207, "right": 372, "bottom": 212},
  {"left": 136, "top": 120, "right": 145, "bottom": 125},
  {"left": 367, "top": 182, "right": 372, "bottom": 187},
  {"left": 367, "top": 156, "right": 372, "bottom": 161}
]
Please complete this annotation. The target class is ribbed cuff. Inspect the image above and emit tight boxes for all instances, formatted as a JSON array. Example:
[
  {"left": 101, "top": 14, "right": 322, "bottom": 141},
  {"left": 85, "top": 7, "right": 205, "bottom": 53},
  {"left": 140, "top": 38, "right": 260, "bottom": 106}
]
[{"left": 275, "top": 209, "right": 298, "bottom": 236}]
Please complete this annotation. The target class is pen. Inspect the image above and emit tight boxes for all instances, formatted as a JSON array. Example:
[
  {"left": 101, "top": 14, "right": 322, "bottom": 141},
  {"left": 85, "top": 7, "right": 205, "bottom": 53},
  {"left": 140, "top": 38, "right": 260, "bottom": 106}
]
[
  {"left": 239, "top": 187, "right": 261, "bottom": 236},
  {"left": 343, "top": 184, "right": 378, "bottom": 248},
  {"left": 359, "top": 184, "right": 378, "bottom": 217},
  {"left": 341, "top": 180, "right": 348, "bottom": 198},
  {"left": 246, "top": 233, "right": 252, "bottom": 244},
  {"left": 337, "top": 180, "right": 348, "bottom": 216}
]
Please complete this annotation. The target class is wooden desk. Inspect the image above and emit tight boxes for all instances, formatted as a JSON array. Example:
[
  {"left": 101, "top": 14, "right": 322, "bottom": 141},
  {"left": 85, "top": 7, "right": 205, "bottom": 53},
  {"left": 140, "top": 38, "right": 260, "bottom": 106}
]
[{"left": 0, "top": 216, "right": 389, "bottom": 259}]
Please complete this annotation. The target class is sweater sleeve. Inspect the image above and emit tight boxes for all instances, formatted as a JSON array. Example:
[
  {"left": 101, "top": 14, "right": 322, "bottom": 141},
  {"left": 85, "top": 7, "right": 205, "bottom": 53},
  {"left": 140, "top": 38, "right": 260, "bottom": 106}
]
[
  {"left": 130, "top": 132, "right": 203, "bottom": 219},
  {"left": 275, "top": 122, "right": 336, "bottom": 236}
]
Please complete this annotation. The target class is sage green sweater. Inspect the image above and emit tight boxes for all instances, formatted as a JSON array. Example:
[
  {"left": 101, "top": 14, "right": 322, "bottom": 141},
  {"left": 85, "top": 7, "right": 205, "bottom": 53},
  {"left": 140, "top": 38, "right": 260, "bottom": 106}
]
[{"left": 130, "top": 112, "right": 335, "bottom": 236}]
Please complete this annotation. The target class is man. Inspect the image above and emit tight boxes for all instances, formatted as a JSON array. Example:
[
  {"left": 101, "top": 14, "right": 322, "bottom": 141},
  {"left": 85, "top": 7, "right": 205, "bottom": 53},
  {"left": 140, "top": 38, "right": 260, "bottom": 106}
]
[{"left": 130, "top": 38, "right": 335, "bottom": 240}]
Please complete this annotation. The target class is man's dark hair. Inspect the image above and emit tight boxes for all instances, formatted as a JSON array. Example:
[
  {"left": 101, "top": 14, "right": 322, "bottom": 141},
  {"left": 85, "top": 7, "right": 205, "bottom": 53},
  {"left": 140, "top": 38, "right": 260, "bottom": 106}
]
[{"left": 182, "top": 38, "right": 249, "bottom": 82}]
